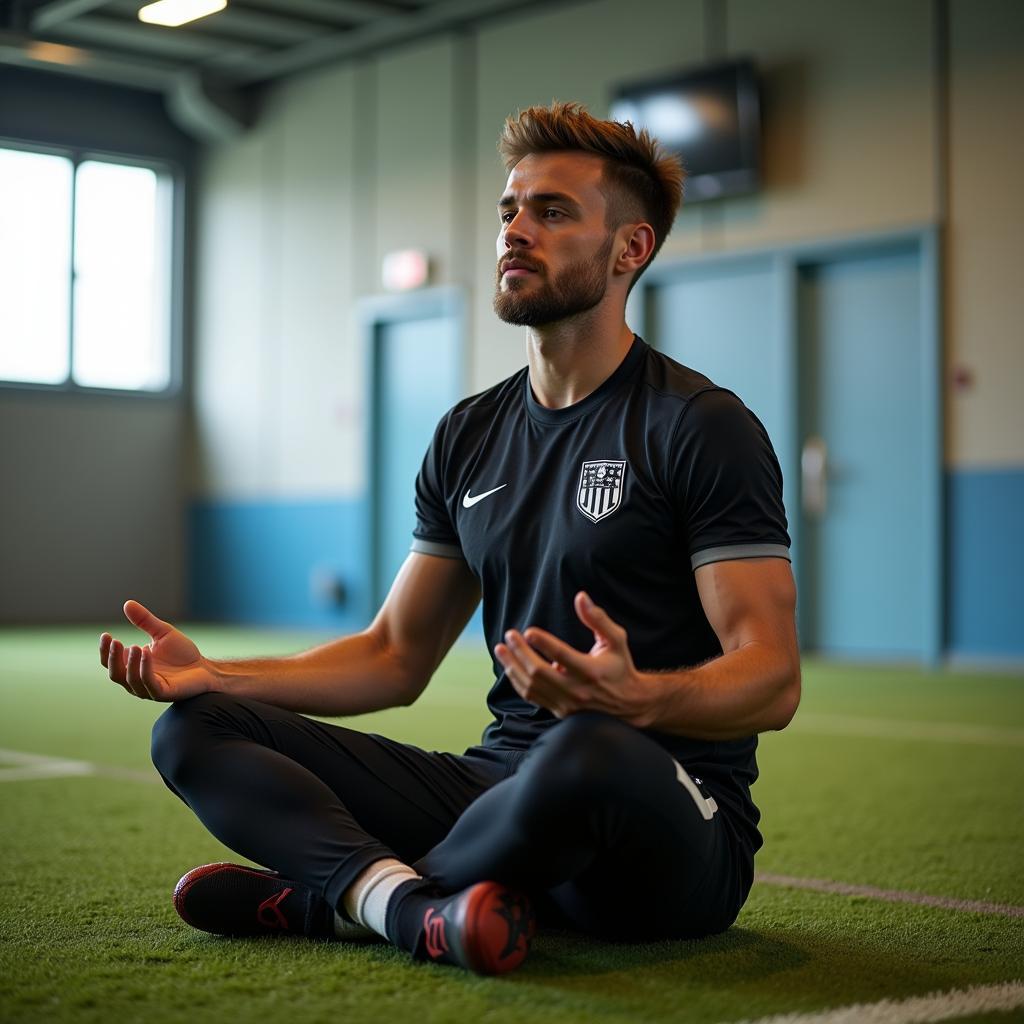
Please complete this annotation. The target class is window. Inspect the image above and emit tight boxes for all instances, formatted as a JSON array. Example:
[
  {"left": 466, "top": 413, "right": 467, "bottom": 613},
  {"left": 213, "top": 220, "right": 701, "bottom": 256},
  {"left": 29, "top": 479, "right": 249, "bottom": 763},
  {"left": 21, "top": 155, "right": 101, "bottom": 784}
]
[{"left": 0, "top": 144, "right": 176, "bottom": 393}]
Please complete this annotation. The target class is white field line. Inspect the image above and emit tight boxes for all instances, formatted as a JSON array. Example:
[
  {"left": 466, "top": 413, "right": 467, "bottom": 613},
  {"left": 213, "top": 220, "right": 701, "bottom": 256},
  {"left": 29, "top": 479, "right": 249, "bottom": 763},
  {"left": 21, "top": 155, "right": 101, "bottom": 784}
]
[
  {"left": 790, "top": 713, "right": 1024, "bottom": 747},
  {"left": 756, "top": 873, "right": 1024, "bottom": 919},
  {"left": 0, "top": 748, "right": 94, "bottom": 781},
  {"left": 0, "top": 748, "right": 156, "bottom": 783},
  {"left": 728, "top": 980, "right": 1024, "bottom": 1024}
]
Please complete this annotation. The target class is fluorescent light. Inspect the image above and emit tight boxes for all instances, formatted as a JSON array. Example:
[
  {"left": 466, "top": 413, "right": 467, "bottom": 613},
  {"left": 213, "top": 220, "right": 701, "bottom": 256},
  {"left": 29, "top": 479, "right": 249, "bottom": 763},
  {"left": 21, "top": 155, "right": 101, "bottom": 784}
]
[{"left": 138, "top": 0, "right": 227, "bottom": 28}]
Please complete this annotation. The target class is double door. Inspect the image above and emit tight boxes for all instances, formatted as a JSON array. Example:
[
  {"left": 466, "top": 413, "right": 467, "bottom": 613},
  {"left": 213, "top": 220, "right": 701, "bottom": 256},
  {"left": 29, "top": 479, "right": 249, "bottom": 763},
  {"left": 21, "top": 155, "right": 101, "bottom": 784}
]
[{"left": 643, "top": 230, "right": 942, "bottom": 662}]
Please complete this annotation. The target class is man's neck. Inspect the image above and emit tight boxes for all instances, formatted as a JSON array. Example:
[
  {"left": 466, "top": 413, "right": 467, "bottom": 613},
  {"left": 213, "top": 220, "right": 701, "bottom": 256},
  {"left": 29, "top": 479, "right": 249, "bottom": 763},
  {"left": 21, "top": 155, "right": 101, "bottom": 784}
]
[{"left": 525, "top": 307, "right": 636, "bottom": 410}]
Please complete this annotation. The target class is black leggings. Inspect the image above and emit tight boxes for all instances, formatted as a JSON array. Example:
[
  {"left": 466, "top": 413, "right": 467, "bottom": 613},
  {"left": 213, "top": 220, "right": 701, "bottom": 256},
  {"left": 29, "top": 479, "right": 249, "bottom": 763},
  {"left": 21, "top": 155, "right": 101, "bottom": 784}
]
[{"left": 151, "top": 693, "right": 751, "bottom": 940}]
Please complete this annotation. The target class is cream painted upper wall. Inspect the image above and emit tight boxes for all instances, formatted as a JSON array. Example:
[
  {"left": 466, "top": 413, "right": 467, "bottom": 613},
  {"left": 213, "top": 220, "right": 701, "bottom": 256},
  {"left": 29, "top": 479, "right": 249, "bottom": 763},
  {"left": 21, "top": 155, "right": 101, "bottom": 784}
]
[
  {"left": 718, "top": 0, "right": 936, "bottom": 251},
  {"left": 193, "top": 63, "right": 361, "bottom": 499},
  {"left": 373, "top": 36, "right": 457, "bottom": 289},
  {"left": 947, "top": 0, "right": 1024, "bottom": 466},
  {"left": 190, "top": 0, "right": 1023, "bottom": 503},
  {"left": 193, "top": 126, "right": 269, "bottom": 499},
  {"left": 271, "top": 66, "right": 361, "bottom": 496},
  {"left": 193, "top": 40, "right": 464, "bottom": 500}
]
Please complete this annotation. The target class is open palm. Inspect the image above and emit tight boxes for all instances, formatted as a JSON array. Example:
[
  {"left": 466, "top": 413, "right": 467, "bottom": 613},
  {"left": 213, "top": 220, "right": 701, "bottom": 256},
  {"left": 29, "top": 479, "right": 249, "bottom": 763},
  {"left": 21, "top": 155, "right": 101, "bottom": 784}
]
[{"left": 100, "top": 600, "right": 215, "bottom": 702}]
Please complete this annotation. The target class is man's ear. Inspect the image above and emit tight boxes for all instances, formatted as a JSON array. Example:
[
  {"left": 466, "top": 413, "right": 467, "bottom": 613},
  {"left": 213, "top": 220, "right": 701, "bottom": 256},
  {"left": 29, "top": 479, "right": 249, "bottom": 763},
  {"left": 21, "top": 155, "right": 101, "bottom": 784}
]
[{"left": 614, "top": 223, "right": 656, "bottom": 278}]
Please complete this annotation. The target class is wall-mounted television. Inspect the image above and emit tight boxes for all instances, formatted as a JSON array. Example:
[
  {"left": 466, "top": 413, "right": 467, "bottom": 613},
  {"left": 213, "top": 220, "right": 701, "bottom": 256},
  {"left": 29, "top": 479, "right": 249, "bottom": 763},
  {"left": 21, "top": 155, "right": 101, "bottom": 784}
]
[{"left": 609, "top": 58, "right": 761, "bottom": 204}]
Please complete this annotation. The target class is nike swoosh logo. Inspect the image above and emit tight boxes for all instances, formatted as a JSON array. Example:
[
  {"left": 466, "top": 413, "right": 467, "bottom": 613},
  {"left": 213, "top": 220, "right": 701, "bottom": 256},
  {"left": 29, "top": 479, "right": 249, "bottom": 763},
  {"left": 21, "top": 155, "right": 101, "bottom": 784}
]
[{"left": 462, "top": 484, "right": 507, "bottom": 508}]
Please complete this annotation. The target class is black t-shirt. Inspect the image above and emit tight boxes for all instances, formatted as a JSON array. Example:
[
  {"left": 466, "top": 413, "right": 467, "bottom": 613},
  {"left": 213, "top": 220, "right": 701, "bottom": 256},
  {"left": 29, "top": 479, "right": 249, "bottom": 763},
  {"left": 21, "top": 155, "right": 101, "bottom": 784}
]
[{"left": 411, "top": 335, "right": 790, "bottom": 852}]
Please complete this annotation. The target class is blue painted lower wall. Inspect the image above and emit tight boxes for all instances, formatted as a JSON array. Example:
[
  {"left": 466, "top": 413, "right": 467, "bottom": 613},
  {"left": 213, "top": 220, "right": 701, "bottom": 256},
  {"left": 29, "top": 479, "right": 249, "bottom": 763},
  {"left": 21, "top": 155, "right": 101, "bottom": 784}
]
[
  {"left": 189, "top": 498, "right": 371, "bottom": 630},
  {"left": 189, "top": 469, "right": 1023, "bottom": 658},
  {"left": 947, "top": 467, "right": 1024, "bottom": 660}
]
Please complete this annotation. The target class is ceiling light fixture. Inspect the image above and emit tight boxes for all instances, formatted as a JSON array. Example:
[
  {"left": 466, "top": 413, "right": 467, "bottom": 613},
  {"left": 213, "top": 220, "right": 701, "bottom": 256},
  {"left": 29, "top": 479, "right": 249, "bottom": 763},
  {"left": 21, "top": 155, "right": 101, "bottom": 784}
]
[{"left": 138, "top": 0, "right": 227, "bottom": 28}]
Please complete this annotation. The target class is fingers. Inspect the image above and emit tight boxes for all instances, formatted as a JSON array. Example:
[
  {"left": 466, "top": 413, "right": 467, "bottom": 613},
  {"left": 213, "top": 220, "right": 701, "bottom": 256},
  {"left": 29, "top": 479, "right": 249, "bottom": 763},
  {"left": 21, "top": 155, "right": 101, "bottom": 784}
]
[
  {"left": 574, "top": 591, "right": 627, "bottom": 644},
  {"left": 137, "top": 646, "right": 167, "bottom": 700},
  {"left": 123, "top": 599, "right": 172, "bottom": 643},
  {"left": 520, "top": 627, "right": 590, "bottom": 674},
  {"left": 106, "top": 637, "right": 127, "bottom": 687},
  {"left": 99, "top": 632, "right": 112, "bottom": 668},
  {"left": 125, "top": 644, "right": 156, "bottom": 700},
  {"left": 104, "top": 637, "right": 149, "bottom": 699},
  {"left": 495, "top": 630, "right": 590, "bottom": 715},
  {"left": 106, "top": 600, "right": 172, "bottom": 700},
  {"left": 103, "top": 624, "right": 164, "bottom": 699}
]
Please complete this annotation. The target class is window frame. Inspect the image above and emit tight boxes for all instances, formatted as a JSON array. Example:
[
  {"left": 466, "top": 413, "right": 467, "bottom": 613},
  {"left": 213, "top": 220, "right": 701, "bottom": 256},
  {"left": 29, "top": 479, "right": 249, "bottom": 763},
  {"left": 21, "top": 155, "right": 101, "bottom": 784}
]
[{"left": 0, "top": 136, "right": 186, "bottom": 400}]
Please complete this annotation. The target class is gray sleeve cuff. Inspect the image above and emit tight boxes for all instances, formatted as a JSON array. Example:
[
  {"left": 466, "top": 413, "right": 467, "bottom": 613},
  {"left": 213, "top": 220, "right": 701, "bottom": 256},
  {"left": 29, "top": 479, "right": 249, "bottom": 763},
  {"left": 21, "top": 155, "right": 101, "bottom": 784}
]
[
  {"left": 690, "top": 543, "right": 792, "bottom": 570},
  {"left": 410, "top": 538, "right": 465, "bottom": 560}
]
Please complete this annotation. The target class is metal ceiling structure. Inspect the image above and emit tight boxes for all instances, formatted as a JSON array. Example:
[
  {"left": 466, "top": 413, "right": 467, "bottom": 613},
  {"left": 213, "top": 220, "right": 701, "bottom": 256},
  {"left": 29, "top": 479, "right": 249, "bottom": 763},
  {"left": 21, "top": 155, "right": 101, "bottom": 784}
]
[{"left": 0, "top": 0, "right": 555, "bottom": 140}]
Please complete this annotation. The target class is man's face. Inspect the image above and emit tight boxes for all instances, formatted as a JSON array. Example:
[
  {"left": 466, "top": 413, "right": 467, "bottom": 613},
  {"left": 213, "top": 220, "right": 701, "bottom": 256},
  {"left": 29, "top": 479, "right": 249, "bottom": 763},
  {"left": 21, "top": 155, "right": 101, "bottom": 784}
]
[{"left": 493, "top": 152, "right": 617, "bottom": 327}]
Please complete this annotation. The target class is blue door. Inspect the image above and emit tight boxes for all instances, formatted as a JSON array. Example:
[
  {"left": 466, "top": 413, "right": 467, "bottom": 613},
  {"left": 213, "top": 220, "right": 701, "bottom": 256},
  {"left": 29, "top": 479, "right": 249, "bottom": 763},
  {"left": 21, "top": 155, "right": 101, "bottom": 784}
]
[
  {"left": 646, "top": 255, "right": 799, "bottom": 557},
  {"left": 371, "top": 297, "right": 461, "bottom": 609},
  {"left": 797, "top": 243, "right": 935, "bottom": 660},
  {"left": 644, "top": 234, "right": 940, "bottom": 662},
  {"left": 647, "top": 256, "right": 788, "bottom": 447}
]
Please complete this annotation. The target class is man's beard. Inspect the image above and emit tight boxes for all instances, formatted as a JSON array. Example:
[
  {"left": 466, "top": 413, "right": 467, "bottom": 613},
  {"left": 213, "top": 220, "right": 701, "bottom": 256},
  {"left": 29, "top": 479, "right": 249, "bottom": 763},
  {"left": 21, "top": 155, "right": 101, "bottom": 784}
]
[{"left": 493, "top": 234, "right": 614, "bottom": 327}]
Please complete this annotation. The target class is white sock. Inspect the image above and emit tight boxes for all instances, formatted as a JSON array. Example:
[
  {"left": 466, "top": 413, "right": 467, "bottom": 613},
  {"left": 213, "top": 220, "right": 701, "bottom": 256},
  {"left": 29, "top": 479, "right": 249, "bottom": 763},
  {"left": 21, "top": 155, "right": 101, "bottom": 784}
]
[{"left": 351, "top": 863, "right": 420, "bottom": 940}]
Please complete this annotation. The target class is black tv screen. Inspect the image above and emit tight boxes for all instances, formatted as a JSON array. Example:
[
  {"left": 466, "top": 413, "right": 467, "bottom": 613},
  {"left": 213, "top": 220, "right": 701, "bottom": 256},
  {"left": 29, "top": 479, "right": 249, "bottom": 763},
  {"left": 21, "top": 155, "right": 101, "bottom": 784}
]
[{"left": 609, "top": 58, "right": 761, "bottom": 203}]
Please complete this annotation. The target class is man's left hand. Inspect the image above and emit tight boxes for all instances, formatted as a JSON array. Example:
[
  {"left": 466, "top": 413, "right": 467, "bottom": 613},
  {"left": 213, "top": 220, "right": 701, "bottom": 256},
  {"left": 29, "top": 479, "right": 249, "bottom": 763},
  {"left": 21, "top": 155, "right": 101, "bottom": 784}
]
[{"left": 494, "top": 592, "right": 657, "bottom": 725}]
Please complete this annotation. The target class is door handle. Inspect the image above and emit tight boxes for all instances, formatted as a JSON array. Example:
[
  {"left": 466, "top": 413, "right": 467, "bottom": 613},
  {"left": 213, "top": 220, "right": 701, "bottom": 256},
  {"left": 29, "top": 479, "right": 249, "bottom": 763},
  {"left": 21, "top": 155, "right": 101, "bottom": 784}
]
[{"left": 802, "top": 435, "right": 828, "bottom": 519}]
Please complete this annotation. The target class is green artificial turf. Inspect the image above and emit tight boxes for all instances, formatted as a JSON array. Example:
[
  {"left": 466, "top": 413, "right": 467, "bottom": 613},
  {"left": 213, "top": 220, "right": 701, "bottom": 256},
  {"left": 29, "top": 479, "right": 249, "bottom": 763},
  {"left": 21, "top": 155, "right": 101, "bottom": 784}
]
[{"left": 1, "top": 625, "right": 1022, "bottom": 1023}]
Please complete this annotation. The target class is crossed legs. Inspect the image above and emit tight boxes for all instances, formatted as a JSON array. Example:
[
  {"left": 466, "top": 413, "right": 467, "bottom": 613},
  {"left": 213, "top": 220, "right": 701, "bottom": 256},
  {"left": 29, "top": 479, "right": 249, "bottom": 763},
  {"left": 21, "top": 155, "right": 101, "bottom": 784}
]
[{"left": 152, "top": 693, "right": 750, "bottom": 956}]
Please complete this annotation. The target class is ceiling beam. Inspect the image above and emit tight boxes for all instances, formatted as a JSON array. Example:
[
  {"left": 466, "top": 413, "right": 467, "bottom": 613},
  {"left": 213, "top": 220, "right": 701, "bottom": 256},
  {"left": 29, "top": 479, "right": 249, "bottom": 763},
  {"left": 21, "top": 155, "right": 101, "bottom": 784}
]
[
  {"left": 0, "top": 29, "right": 172, "bottom": 90},
  {"left": 246, "top": 0, "right": 406, "bottom": 26},
  {"left": 31, "top": 0, "right": 113, "bottom": 33},
  {"left": 167, "top": 5, "right": 328, "bottom": 44},
  {"left": 227, "top": 0, "right": 544, "bottom": 85},
  {"left": 48, "top": 16, "right": 270, "bottom": 61}
]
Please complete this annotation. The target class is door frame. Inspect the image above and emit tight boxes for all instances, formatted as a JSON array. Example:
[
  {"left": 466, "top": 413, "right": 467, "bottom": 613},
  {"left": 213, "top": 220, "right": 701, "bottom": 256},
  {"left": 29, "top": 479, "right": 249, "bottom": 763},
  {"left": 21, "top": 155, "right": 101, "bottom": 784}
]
[
  {"left": 358, "top": 286, "right": 467, "bottom": 616},
  {"left": 632, "top": 223, "right": 943, "bottom": 663}
]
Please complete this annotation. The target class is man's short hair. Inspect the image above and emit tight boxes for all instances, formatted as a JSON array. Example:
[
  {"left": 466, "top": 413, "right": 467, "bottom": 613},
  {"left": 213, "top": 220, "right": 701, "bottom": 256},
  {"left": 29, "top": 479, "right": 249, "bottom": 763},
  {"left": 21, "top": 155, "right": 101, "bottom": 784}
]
[{"left": 497, "top": 101, "right": 685, "bottom": 289}]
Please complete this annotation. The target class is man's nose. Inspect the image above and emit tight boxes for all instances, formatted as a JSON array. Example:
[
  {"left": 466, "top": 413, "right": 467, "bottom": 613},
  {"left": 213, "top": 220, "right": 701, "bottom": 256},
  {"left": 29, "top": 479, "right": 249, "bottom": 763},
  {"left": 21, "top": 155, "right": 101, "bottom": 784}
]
[{"left": 501, "top": 211, "right": 534, "bottom": 249}]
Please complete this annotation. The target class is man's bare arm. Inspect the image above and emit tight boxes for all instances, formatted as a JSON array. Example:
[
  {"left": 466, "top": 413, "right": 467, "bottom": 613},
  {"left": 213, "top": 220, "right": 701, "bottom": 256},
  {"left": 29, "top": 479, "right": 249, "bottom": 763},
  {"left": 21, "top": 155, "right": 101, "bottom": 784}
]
[
  {"left": 493, "top": 558, "right": 800, "bottom": 740},
  {"left": 100, "top": 552, "right": 481, "bottom": 716},
  {"left": 635, "top": 557, "right": 800, "bottom": 737}
]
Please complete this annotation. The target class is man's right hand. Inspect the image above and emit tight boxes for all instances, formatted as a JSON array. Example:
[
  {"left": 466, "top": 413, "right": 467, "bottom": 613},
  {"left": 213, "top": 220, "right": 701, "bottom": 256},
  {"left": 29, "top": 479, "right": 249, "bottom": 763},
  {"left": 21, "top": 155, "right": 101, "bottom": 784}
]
[{"left": 100, "top": 600, "right": 216, "bottom": 702}]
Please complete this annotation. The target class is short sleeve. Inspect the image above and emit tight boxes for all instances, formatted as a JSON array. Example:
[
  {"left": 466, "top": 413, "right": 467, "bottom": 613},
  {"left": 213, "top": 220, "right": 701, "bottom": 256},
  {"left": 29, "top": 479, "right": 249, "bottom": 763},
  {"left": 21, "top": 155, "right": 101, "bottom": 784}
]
[
  {"left": 670, "top": 388, "right": 791, "bottom": 570},
  {"left": 410, "top": 413, "right": 464, "bottom": 560}
]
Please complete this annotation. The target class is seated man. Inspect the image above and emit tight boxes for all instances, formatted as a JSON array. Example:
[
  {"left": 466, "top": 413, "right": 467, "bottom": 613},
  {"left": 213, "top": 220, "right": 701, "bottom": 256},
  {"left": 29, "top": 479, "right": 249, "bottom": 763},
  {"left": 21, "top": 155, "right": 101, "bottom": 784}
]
[{"left": 100, "top": 101, "right": 800, "bottom": 976}]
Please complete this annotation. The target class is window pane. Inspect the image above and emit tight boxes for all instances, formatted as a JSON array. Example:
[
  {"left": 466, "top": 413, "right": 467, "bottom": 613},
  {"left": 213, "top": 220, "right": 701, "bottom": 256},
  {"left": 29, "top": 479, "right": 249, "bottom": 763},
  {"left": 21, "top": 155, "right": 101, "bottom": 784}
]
[
  {"left": 0, "top": 149, "right": 72, "bottom": 385},
  {"left": 72, "top": 160, "right": 172, "bottom": 391}
]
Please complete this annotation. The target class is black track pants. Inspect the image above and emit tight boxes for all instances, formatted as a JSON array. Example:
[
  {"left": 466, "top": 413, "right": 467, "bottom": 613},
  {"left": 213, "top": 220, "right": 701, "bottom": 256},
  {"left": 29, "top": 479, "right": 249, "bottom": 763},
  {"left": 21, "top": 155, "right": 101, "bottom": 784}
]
[{"left": 151, "top": 693, "right": 752, "bottom": 940}]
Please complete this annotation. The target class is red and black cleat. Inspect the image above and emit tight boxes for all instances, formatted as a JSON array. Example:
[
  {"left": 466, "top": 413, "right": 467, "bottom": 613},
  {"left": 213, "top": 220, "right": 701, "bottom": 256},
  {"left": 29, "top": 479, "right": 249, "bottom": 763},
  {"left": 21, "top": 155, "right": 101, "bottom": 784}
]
[
  {"left": 172, "top": 862, "right": 334, "bottom": 938},
  {"left": 415, "top": 881, "right": 535, "bottom": 975}
]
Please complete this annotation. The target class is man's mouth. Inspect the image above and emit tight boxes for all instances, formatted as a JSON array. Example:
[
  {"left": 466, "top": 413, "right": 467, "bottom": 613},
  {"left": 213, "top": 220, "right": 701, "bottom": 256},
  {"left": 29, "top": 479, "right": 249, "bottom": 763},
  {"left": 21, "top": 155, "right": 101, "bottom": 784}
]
[{"left": 500, "top": 258, "right": 540, "bottom": 277}]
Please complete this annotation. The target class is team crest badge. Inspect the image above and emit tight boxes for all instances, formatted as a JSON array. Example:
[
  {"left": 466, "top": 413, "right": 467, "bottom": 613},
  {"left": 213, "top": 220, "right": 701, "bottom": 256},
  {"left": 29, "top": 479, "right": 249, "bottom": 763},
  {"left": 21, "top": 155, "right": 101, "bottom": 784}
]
[{"left": 576, "top": 460, "right": 626, "bottom": 523}]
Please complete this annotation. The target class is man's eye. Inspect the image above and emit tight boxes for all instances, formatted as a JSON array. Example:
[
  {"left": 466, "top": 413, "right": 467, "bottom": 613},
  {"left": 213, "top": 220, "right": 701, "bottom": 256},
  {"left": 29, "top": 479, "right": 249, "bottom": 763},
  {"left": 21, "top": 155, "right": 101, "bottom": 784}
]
[
  {"left": 543, "top": 209, "right": 563, "bottom": 219},
  {"left": 500, "top": 211, "right": 515, "bottom": 223}
]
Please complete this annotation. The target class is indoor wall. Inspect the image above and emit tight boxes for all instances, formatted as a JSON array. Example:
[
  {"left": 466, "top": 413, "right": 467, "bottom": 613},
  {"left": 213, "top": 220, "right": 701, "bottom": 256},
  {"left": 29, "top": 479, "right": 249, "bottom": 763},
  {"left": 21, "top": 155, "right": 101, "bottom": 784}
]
[{"left": 2, "top": 0, "right": 1020, "bottom": 659}]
